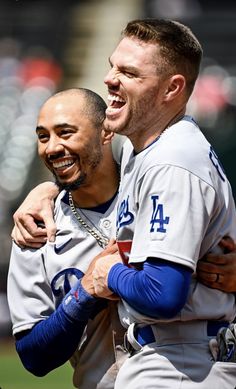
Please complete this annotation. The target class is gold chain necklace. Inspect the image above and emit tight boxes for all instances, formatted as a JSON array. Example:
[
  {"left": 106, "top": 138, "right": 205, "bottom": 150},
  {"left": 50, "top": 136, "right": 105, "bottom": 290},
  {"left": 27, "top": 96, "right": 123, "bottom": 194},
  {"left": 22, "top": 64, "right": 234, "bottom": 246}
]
[{"left": 68, "top": 192, "right": 109, "bottom": 249}]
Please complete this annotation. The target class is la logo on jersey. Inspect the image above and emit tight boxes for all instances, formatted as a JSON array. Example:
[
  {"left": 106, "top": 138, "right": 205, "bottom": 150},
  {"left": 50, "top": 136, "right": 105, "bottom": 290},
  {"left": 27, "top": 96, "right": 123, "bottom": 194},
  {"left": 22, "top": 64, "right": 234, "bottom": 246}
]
[{"left": 150, "top": 195, "right": 170, "bottom": 233}]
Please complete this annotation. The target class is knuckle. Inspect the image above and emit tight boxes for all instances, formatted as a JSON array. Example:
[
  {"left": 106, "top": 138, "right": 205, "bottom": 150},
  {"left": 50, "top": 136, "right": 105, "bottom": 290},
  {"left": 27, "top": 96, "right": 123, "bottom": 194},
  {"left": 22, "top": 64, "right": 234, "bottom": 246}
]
[{"left": 13, "top": 211, "right": 23, "bottom": 222}]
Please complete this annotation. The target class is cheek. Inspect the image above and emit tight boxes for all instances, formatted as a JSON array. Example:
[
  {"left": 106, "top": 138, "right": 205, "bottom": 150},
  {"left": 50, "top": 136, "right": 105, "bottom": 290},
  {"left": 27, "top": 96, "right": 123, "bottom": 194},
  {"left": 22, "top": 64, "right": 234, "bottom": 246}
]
[
  {"left": 37, "top": 144, "right": 45, "bottom": 159},
  {"left": 38, "top": 144, "right": 49, "bottom": 166}
]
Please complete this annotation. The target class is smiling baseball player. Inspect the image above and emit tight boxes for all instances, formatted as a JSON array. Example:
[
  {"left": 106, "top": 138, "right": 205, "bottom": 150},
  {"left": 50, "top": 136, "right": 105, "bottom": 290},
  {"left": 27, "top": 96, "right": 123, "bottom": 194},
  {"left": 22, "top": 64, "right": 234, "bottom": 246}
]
[
  {"left": 90, "top": 19, "right": 236, "bottom": 389},
  {"left": 95, "top": 118, "right": 236, "bottom": 388},
  {"left": 7, "top": 88, "right": 126, "bottom": 389}
]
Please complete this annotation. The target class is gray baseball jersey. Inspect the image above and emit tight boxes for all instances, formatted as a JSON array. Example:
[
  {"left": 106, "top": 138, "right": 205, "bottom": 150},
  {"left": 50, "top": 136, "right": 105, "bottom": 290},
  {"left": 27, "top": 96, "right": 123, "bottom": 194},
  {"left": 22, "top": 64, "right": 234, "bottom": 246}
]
[
  {"left": 116, "top": 115, "right": 236, "bottom": 326},
  {"left": 114, "top": 116, "right": 236, "bottom": 388},
  {"left": 8, "top": 190, "right": 126, "bottom": 389}
]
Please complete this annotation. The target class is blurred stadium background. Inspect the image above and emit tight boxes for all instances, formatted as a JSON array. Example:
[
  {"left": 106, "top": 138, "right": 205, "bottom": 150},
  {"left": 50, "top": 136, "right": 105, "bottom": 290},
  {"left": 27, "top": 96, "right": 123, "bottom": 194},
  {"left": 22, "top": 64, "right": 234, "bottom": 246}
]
[{"left": 0, "top": 0, "right": 236, "bottom": 387}]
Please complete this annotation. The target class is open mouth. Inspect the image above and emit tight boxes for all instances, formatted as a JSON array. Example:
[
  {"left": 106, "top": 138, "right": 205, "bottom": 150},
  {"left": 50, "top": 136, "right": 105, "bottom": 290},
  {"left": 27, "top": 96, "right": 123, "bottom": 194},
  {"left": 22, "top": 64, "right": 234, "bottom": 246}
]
[
  {"left": 107, "top": 93, "right": 126, "bottom": 112},
  {"left": 52, "top": 158, "right": 75, "bottom": 174}
]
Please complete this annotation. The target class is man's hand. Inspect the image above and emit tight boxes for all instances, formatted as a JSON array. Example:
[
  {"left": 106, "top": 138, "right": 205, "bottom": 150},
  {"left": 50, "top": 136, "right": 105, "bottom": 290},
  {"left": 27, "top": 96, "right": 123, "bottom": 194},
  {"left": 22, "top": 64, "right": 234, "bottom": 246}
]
[
  {"left": 81, "top": 240, "right": 120, "bottom": 300},
  {"left": 12, "top": 182, "right": 59, "bottom": 248},
  {"left": 92, "top": 247, "right": 122, "bottom": 299},
  {"left": 197, "top": 237, "right": 236, "bottom": 292}
]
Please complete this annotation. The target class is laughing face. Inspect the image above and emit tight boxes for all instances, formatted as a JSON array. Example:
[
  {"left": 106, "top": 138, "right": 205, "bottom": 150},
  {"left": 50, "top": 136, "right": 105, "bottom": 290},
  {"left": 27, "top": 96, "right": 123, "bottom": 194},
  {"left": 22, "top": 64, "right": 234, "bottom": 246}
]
[
  {"left": 36, "top": 94, "right": 103, "bottom": 191},
  {"left": 104, "top": 37, "right": 168, "bottom": 145}
]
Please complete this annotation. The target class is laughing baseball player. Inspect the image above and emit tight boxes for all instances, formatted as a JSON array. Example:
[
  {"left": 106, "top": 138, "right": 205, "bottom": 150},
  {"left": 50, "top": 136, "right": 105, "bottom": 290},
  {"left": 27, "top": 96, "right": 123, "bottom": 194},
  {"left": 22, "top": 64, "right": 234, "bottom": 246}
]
[
  {"left": 7, "top": 88, "right": 127, "bottom": 389},
  {"left": 90, "top": 19, "right": 236, "bottom": 389},
  {"left": 93, "top": 114, "right": 236, "bottom": 389}
]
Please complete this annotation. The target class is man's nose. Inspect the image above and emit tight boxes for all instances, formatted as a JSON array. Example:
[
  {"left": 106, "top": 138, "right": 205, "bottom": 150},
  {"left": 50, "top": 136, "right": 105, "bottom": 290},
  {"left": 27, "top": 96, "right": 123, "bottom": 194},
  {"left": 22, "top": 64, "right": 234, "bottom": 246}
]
[
  {"left": 45, "top": 136, "right": 64, "bottom": 156},
  {"left": 104, "top": 68, "right": 119, "bottom": 86}
]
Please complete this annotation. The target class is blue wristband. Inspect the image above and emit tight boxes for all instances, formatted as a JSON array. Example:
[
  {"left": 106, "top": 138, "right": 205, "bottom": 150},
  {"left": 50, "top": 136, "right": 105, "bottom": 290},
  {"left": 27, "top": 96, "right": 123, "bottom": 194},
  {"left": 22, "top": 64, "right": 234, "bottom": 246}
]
[{"left": 62, "top": 279, "right": 97, "bottom": 321}]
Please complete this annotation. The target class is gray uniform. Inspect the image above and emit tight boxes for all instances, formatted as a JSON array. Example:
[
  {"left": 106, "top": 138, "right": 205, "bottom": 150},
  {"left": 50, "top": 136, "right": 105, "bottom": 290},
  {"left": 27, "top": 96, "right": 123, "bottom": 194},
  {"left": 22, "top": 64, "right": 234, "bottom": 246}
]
[
  {"left": 115, "top": 116, "right": 236, "bottom": 388},
  {"left": 8, "top": 191, "right": 126, "bottom": 389}
]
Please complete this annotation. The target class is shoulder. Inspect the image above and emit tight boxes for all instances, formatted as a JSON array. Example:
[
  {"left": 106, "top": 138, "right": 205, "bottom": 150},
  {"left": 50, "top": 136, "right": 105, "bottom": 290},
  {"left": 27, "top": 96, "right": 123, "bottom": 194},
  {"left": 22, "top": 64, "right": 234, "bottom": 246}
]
[{"left": 142, "top": 117, "right": 211, "bottom": 178}]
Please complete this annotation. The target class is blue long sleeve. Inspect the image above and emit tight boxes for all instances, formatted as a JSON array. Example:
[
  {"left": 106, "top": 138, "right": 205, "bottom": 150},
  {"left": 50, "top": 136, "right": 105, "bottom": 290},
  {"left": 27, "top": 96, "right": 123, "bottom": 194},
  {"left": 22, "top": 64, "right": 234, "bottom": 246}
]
[
  {"left": 16, "top": 304, "right": 87, "bottom": 376},
  {"left": 108, "top": 258, "right": 192, "bottom": 318},
  {"left": 15, "top": 280, "right": 102, "bottom": 377}
]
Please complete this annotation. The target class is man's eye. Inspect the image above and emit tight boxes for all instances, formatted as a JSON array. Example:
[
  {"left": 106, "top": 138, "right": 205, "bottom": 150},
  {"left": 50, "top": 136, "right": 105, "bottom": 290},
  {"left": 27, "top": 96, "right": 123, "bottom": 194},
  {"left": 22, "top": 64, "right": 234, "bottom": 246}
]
[
  {"left": 37, "top": 133, "right": 49, "bottom": 141},
  {"left": 61, "top": 129, "right": 73, "bottom": 136},
  {"left": 124, "top": 71, "right": 135, "bottom": 78}
]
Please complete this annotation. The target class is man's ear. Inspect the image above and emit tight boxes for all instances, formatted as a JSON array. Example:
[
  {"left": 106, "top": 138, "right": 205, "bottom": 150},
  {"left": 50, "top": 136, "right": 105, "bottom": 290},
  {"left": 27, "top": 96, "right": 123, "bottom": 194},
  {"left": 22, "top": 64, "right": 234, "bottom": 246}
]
[
  {"left": 164, "top": 74, "right": 186, "bottom": 101},
  {"left": 101, "top": 129, "right": 114, "bottom": 145}
]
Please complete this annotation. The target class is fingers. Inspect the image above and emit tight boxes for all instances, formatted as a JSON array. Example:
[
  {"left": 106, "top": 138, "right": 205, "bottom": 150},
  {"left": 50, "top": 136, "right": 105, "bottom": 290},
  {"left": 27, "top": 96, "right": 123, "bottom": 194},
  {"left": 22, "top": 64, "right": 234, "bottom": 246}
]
[
  {"left": 91, "top": 254, "right": 121, "bottom": 298},
  {"left": 219, "top": 236, "right": 236, "bottom": 253},
  {"left": 14, "top": 212, "right": 47, "bottom": 236},
  {"left": 201, "top": 236, "right": 236, "bottom": 267},
  {"left": 106, "top": 238, "right": 117, "bottom": 248},
  {"left": 197, "top": 270, "right": 225, "bottom": 291},
  {"left": 12, "top": 216, "right": 47, "bottom": 248},
  {"left": 201, "top": 250, "right": 236, "bottom": 270},
  {"left": 81, "top": 273, "right": 96, "bottom": 296},
  {"left": 90, "top": 242, "right": 119, "bottom": 263},
  {"left": 197, "top": 269, "right": 222, "bottom": 284},
  {"left": 20, "top": 199, "right": 57, "bottom": 242},
  {"left": 197, "top": 256, "right": 236, "bottom": 293},
  {"left": 13, "top": 208, "right": 56, "bottom": 245},
  {"left": 12, "top": 182, "right": 59, "bottom": 246},
  {"left": 103, "top": 240, "right": 118, "bottom": 255},
  {"left": 92, "top": 276, "right": 114, "bottom": 299},
  {"left": 40, "top": 204, "right": 57, "bottom": 242},
  {"left": 197, "top": 258, "right": 224, "bottom": 273},
  {"left": 201, "top": 253, "right": 228, "bottom": 266}
]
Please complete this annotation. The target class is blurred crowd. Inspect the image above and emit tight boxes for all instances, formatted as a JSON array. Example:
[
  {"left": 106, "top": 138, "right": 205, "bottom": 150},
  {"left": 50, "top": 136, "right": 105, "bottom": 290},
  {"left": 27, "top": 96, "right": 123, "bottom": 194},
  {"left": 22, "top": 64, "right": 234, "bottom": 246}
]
[{"left": 0, "top": 0, "right": 71, "bottom": 339}]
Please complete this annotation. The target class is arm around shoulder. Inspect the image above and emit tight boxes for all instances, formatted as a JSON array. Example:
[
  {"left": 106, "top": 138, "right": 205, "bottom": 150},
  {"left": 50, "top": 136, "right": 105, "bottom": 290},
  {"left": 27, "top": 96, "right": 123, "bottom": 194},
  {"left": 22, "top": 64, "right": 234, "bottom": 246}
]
[{"left": 12, "top": 182, "right": 59, "bottom": 247}]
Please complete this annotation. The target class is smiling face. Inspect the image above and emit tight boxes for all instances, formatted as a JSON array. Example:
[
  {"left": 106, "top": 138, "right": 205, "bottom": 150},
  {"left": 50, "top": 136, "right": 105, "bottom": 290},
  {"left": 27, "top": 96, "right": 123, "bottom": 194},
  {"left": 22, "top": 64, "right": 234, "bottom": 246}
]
[
  {"left": 36, "top": 94, "right": 103, "bottom": 191},
  {"left": 104, "top": 37, "right": 169, "bottom": 143}
]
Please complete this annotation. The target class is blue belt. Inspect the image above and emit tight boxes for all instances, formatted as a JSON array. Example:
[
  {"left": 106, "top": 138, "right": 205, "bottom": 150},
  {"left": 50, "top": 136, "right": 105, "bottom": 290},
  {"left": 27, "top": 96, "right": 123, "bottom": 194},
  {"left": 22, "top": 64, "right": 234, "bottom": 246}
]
[{"left": 136, "top": 321, "right": 229, "bottom": 346}]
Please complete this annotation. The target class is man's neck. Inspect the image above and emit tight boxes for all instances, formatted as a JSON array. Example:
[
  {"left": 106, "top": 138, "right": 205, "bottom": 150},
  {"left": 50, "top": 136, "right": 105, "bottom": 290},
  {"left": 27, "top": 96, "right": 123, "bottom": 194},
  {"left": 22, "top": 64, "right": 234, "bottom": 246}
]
[
  {"left": 130, "top": 108, "right": 186, "bottom": 153},
  {"left": 70, "top": 162, "right": 119, "bottom": 208}
]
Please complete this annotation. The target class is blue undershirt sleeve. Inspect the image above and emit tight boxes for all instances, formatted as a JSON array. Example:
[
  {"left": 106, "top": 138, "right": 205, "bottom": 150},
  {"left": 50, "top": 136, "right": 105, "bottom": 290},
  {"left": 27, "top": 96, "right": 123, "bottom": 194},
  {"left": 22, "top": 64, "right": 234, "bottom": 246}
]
[
  {"left": 15, "top": 279, "right": 99, "bottom": 377},
  {"left": 108, "top": 258, "right": 192, "bottom": 318}
]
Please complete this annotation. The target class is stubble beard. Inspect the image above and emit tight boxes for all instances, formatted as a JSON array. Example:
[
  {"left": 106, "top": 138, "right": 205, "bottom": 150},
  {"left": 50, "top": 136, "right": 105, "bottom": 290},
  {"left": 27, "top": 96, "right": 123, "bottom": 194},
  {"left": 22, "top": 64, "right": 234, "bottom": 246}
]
[
  {"left": 53, "top": 173, "right": 87, "bottom": 192},
  {"left": 104, "top": 100, "right": 150, "bottom": 138},
  {"left": 53, "top": 147, "right": 103, "bottom": 192}
]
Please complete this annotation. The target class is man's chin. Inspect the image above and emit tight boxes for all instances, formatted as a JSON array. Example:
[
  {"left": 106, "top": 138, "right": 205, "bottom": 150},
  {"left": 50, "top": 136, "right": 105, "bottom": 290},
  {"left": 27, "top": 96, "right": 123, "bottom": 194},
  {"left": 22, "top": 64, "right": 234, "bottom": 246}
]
[{"left": 54, "top": 175, "right": 86, "bottom": 192}]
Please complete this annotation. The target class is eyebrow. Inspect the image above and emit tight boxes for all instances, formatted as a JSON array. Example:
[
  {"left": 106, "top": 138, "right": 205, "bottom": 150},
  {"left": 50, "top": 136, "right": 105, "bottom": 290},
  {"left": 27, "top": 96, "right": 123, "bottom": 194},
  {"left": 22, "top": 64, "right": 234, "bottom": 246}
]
[{"left": 36, "top": 123, "right": 78, "bottom": 133}]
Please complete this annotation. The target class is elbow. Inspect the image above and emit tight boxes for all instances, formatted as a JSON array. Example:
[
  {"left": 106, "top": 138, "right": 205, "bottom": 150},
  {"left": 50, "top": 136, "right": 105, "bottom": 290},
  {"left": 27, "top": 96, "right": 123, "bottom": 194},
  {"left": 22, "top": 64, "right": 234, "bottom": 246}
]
[
  {"left": 29, "top": 369, "right": 48, "bottom": 377},
  {"left": 16, "top": 336, "right": 53, "bottom": 377},
  {"left": 16, "top": 347, "right": 51, "bottom": 377},
  {"left": 20, "top": 358, "right": 50, "bottom": 377}
]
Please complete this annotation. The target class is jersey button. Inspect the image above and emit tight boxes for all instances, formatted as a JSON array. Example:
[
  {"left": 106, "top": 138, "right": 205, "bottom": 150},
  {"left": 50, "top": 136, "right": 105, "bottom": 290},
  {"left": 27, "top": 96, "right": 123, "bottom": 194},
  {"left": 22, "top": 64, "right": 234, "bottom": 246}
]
[{"left": 102, "top": 219, "right": 111, "bottom": 229}]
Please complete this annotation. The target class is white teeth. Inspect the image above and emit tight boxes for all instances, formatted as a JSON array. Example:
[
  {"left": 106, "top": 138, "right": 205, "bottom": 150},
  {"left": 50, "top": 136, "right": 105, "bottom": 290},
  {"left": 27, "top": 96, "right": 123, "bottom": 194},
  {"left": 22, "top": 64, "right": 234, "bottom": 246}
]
[
  {"left": 53, "top": 159, "right": 74, "bottom": 169},
  {"left": 107, "top": 94, "right": 125, "bottom": 103},
  {"left": 106, "top": 106, "right": 119, "bottom": 112}
]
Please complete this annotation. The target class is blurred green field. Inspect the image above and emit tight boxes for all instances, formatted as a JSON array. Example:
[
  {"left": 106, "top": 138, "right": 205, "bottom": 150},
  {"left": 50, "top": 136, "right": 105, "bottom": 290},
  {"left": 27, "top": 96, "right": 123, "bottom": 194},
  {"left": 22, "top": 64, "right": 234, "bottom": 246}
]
[{"left": 0, "top": 338, "right": 74, "bottom": 389}]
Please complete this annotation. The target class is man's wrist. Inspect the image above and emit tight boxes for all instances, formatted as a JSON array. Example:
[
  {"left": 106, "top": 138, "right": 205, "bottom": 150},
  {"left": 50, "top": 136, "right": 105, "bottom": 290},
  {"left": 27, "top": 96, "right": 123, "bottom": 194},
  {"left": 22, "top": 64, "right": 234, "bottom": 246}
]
[
  {"left": 62, "top": 279, "right": 97, "bottom": 321},
  {"left": 107, "top": 262, "right": 124, "bottom": 293},
  {"left": 48, "top": 181, "right": 60, "bottom": 199}
]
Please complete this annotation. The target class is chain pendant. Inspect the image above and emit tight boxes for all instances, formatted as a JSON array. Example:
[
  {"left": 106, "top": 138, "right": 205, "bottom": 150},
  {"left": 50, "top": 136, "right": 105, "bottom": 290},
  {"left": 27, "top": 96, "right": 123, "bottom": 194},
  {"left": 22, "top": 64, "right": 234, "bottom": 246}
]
[{"left": 68, "top": 192, "right": 109, "bottom": 249}]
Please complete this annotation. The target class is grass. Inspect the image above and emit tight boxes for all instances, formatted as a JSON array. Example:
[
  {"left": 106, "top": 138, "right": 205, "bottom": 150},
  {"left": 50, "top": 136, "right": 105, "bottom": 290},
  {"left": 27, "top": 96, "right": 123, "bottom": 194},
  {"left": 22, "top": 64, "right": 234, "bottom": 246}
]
[{"left": 0, "top": 338, "right": 74, "bottom": 389}]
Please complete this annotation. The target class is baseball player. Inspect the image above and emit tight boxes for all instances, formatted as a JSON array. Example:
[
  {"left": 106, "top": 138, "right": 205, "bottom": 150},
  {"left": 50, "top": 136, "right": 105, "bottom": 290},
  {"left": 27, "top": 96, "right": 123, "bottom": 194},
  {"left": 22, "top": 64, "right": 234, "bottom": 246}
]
[
  {"left": 7, "top": 88, "right": 127, "bottom": 389},
  {"left": 9, "top": 18, "right": 236, "bottom": 389},
  {"left": 90, "top": 19, "right": 236, "bottom": 388}
]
